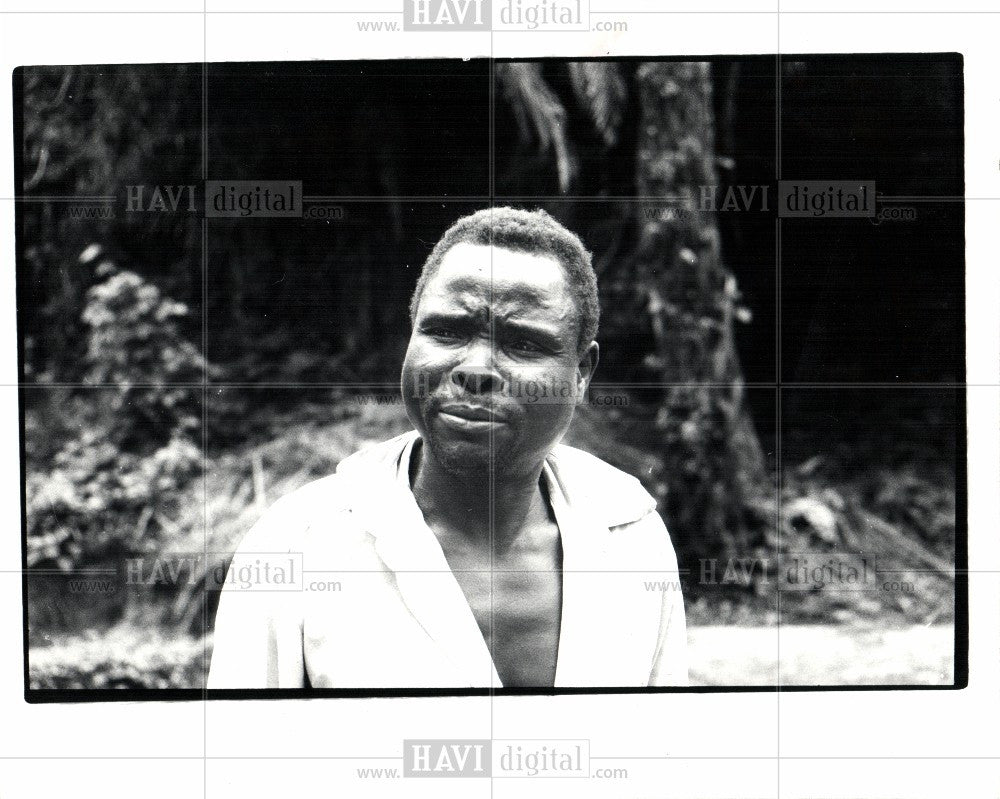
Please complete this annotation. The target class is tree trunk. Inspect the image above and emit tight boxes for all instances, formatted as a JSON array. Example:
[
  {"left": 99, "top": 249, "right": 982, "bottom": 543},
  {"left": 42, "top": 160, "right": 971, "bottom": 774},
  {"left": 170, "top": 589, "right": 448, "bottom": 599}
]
[{"left": 635, "top": 62, "right": 769, "bottom": 563}]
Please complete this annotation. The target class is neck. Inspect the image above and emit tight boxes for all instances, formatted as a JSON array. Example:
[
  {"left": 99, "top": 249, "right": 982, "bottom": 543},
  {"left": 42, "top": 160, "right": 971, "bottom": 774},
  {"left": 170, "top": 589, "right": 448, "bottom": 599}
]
[{"left": 410, "top": 441, "right": 549, "bottom": 553}]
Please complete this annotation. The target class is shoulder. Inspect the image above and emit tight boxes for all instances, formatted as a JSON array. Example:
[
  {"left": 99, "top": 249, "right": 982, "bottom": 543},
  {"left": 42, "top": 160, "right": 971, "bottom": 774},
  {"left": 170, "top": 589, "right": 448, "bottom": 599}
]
[
  {"left": 548, "top": 443, "right": 680, "bottom": 569},
  {"left": 231, "top": 474, "right": 349, "bottom": 555},
  {"left": 231, "top": 431, "right": 415, "bottom": 553},
  {"left": 547, "top": 442, "right": 659, "bottom": 529}
]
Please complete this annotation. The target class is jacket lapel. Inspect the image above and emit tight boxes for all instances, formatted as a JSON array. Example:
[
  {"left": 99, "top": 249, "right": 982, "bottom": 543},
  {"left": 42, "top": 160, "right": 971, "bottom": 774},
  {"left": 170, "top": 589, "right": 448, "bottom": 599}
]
[
  {"left": 546, "top": 459, "right": 662, "bottom": 687},
  {"left": 345, "top": 439, "right": 502, "bottom": 688}
]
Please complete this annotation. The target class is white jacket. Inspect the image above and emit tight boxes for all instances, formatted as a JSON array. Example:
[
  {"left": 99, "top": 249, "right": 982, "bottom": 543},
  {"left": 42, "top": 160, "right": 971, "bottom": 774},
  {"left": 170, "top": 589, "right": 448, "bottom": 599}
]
[{"left": 208, "top": 430, "right": 688, "bottom": 689}]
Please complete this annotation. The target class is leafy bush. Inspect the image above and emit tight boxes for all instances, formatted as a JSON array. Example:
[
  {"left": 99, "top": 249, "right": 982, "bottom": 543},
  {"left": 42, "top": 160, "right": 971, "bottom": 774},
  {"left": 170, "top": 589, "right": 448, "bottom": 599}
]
[
  {"left": 81, "top": 260, "right": 206, "bottom": 440},
  {"left": 26, "top": 262, "right": 205, "bottom": 572},
  {"left": 29, "top": 628, "right": 208, "bottom": 689}
]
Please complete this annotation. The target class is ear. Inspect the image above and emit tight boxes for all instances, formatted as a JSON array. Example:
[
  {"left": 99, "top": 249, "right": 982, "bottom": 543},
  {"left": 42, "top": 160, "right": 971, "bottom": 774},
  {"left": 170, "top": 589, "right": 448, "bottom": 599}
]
[{"left": 575, "top": 341, "right": 599, "bottom": 402}]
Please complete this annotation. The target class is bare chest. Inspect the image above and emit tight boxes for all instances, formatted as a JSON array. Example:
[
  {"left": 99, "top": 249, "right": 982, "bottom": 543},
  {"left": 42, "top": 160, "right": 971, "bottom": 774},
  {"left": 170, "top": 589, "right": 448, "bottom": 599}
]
[{"left": 439, "top": 524, "right": 563, "bottom": 687}]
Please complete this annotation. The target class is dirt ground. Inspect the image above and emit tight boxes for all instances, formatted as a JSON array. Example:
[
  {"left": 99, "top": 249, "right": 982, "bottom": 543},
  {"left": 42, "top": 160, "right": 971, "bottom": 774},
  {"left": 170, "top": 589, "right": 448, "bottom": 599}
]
[
  {"left": 688, "top": 624, "right": 955, "bottom": 687},
  {"left": 29, "top": 622, "right": 955, "bottom": 689}
]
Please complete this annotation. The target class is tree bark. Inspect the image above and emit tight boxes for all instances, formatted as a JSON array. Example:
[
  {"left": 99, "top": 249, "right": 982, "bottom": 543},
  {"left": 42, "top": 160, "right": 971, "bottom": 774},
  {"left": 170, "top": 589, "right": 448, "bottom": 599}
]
[{"left": 635, "top": 62, "right": 768, "bottom": 562}]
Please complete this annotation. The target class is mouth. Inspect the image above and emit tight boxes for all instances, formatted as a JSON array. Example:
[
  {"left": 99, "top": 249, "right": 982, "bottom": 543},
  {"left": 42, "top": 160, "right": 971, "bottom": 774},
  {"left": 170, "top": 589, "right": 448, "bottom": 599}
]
[{"left": 436, "top": 403, "right": 507, "bottom": 428}]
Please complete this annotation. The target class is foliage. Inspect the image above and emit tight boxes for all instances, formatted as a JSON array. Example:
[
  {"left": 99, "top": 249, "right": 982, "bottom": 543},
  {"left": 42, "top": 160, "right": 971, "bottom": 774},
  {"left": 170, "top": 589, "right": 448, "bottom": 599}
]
[
  {"left": 26, "top": 260, "right": 205, "bottom": 570},
  {"left": 82, "top": 258, "right": 207, "bottom": 435},
  {"left": 497, "top": 63, "right": 577, "bottom": 192},
  {"left": 567, "top": 62, "right": 628, "bottom": 147},
  {"left": 21, "top": 66, "right": 202, "bottom": 382},
  {"left": 30, "top": 628, "right": 207, "bottom": 690}
]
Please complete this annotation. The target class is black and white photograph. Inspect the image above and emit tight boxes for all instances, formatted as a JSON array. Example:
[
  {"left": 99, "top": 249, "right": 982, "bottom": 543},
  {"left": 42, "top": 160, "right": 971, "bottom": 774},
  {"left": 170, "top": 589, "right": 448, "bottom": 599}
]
[
  {"left": 3, "top": 6, "right": 998, "bottom": 797},
  {"left": 18, "top": 55, "right": 965, "bottom": 695}
]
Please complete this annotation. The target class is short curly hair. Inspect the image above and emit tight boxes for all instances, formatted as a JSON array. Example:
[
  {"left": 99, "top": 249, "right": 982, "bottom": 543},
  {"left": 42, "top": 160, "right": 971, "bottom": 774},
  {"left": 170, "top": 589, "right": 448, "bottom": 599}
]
[{"left": 408, "top": 207, "right": 599, "bottom": 356}]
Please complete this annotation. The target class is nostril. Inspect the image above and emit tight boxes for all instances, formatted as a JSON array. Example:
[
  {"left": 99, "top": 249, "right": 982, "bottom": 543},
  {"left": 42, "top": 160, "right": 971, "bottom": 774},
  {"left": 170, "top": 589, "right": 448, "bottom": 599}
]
[{"left": 451, "top": 366, "right": 501, "bottom": 395}]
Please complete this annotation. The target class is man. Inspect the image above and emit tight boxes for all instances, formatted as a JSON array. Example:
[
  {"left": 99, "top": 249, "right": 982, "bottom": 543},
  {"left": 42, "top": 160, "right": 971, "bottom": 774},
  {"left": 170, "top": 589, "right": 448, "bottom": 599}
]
[{"left": 208, "top": 207, "right": 687, "bottom": 688}]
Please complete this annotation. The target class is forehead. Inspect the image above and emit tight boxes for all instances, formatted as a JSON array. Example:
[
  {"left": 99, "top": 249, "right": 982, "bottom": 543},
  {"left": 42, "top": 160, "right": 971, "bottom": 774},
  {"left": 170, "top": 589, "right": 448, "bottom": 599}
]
[{"left": 420, "top": 242, "right": 574, "bottom": 317}]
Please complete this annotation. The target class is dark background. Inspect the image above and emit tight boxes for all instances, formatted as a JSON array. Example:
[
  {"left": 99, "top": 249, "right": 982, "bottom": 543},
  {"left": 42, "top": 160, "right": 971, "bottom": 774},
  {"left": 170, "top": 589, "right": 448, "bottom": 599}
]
[{"left": 19, "top": 56, "right": 963, "bottom": 389}]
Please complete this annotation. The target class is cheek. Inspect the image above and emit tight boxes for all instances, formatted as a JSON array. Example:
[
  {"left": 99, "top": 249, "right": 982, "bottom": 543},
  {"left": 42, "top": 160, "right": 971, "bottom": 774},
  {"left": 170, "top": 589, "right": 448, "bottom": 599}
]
[
  {"left": 513, "top": 365, "right": 580, "bottom": 428},
  {"left": 402, "top": 341, "right": 451, "bottom": 397},
  {"left": 515, "top": 378, "right": 577, "bottom": 424},
  {"left": 507, "top": 363, "right": 579, "bottom": 402},
  {"left": 512, "top": 401, "right": 574, "bottom": 460}
]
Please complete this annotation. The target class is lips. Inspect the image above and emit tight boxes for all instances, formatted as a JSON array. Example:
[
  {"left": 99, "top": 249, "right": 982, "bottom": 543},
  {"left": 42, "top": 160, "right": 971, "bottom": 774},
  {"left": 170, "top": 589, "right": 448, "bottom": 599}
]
[{"left": 437, "top": 403, "right": 506, "bottom": 423}]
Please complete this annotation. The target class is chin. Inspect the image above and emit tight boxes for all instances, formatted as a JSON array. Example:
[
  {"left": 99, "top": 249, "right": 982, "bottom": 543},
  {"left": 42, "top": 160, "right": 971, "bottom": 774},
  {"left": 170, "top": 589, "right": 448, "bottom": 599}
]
[{"left": 427, "top": 436, "right": 515, "bottom": 479}]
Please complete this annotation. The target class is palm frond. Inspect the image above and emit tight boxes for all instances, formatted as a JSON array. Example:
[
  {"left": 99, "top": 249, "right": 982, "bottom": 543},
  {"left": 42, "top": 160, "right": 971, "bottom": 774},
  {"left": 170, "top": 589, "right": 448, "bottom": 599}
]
[
  {"left": 495, "top": 63, "right": 576, "bottom": 192},
  {"left": 568, "top": 62, "right": 627, "bottom": 147}
]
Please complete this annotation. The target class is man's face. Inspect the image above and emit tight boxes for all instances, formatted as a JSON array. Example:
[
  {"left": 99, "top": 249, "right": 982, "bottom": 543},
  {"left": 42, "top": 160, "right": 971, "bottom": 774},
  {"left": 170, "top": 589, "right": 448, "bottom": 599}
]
[{"left": 402, "top": 242, "right": 598, "bottom": 480}]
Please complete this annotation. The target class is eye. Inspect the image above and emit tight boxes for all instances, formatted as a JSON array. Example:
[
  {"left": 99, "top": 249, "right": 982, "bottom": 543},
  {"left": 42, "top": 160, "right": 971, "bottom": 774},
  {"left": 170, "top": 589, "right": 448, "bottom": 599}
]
[
  {"left": 425, "top": 326, "right": 463, "bottom": 342},
  {"left": 508, "top": 339, "right": 545, "bottom": 355}
]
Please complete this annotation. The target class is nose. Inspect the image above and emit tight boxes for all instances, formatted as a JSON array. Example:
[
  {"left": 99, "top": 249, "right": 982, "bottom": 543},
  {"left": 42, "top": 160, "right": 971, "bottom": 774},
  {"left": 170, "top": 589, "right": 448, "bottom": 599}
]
[{"left": 451, "top": 341, "right": 503, "bottom": 395}]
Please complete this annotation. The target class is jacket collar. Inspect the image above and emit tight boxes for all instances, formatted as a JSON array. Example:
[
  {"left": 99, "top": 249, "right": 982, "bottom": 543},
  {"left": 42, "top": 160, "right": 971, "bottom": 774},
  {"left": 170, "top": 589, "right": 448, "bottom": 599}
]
[{"left": 336, "top": 429, "right": 655, "bottom": 530}]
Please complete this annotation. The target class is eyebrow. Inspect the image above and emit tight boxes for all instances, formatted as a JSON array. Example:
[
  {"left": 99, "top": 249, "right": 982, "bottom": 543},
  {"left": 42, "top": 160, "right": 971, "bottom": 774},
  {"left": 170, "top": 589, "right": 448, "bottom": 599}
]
[
  {"left": 418, "top": 311, "right": 569, "bottom": 347},
  {"left": 498, "top": 318, "right": 566, "bottom": 348},
  {"left": 417, "top": 309, "right": 484, "bottom": 329}
]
